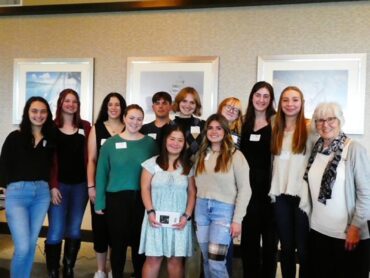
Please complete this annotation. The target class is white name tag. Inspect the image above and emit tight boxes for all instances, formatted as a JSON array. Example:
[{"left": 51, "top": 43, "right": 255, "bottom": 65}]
[
  {"left": 205, "top": 152, "right": 211, "bottom": 161},
  {"left": 43, "top": 139, "right": 47, "bottom": 147},
  {"left": 78, "top": 128, "right": 85, "bottom": 136},
  {"left": 232, "top": 134, "right": 239, "bottom": 144},
  {"left": 249, "top": 134, "right": 261, "bottom": 142},
  {"left": 115, "top": 142, "right": 127, "bottom": 149},
  {"left": 191, "top": 126, "right": 200, "bottom": 134},
  {"left": 100, "top": 139, "right": 107, "bottom": 146},
  {"left": 279, "top": 150, "right": 291, "bottom": 160},
  {"left": 148, "top": 133, "right": 157, "bottom": 140}
]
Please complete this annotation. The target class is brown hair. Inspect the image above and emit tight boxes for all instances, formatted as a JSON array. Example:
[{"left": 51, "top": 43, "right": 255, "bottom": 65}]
[
  {"left": 172, "top": 87, "right": 202, "bottom": 117},
  {"left": 195, "top": 114, "right": 235, "bottom": 175},
  {"left": 217, "top": 97, "right": 243, "bottom": 135},
  {"left": 271, "top": 86, "right": 308, "bottom": 155},
  {"left": 54, "top": 88, "right": 81, "bottom": 128}
]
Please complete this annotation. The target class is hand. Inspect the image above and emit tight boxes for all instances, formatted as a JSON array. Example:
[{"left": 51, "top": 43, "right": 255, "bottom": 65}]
[
  {"left": 0, "top": 187, "right": 6, "bottom": 197},
  {"left": 173, "top": 216, "right": 188, "bottom": 230},
  {"left": 148, "top": 212, "right": 161, "bottom": 228},
  {"left": 50, "top": 188, "right": 62, "bottom": 205},
  {"left": 88, "top": 187, "right": 96, "bottom": 204},
  {"left": 95, "top": 210, "right": 104, "bottom": 215},
  {"left": 230, "top": 222, "right": 241, "bottom": 238},
  {"left": 345, "top": 225, "right": 360, "bottom": 251}
]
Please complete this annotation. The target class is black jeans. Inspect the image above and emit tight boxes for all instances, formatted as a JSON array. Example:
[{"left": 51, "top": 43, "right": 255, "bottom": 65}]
[
  {"left": 309, "top": 229, "right": 370, "bottom": 278},
  {"left": 106, "top": 190, "right": 145, "bottom": 278},
  {"left": 274, "top": 195, "right": 309, "bottom": 278},
  {"left": 90, "top": 201, "right": 110, "bottom": 253}
]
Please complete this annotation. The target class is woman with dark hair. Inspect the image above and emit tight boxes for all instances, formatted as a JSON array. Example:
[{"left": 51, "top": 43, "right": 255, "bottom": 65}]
[
  {"left": 0, "top": 96, "right": 56, "bottom": 278},
  {"left": 139, "top": 124, "right": 196, "bottom": 278},
  {"left": 240, "top": 81, "right": 278, "bottom": 278},
  {"left": 194, "top": 114, "right": 251, "bottom": 278},
  {"left": 87, "top": 92, "right": 126, "bottom": 278},
  {"left": 269, "top": 86, "right": 311, "bottom": 278},
  {"left": 95, "top": 104, "right": 158, "bottom": 278},
  {"left": 45, "top": 88, "right": 91, "bottom": 278}
]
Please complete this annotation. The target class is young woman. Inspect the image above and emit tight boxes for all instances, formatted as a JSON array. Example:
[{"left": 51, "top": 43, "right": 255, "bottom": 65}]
[
  {"left": 139, "top": 124, "right": 196, "bottom": 278},
  {"left": 217, "top": 97, "right": 243, "bottom": 149},
  {"left": 0, "top": 97, "right": 55, "bottom": 278},
  {"left": 269, "top": 86, "right": 311, "bottom": 278},
  {"left": 87, "top": 92, "right": 126, "bottom": 278},
  {"left": 173, "top": 87, "right": 205, "bottom": 162},
  {"left": 240, "top": 81, "right": 278, "bottom": 278},
  {"left": 194, "top": 114, "right": 251, "bottom": 278},
  {"left": 45, "top": 89, "right": 91, "bottom": 278},
  {"left": 95, "top": 104, "right": 158, "bottom": 278}
]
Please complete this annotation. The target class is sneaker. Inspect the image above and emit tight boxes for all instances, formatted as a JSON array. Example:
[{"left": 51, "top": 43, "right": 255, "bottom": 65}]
[
  {"left": 108, "top": 271, "right": 112, "bottom": 278},
  {"left": 94, "top": 270, "right": 107, "bottom": 278}
]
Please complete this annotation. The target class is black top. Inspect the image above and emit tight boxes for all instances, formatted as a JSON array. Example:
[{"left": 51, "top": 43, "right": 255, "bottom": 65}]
[
  {"left": 240, "top": 124, "right": 272, "bottom": 199},
  {"left": 56, "top": 128, "right": 86, "bottom": 184},
  {"left": 95, "top": 121, "right": 123, "bottom": 155},
  {"left": 140, "top": 120, "right": 174, "bottom": 150},
  {"left": 0, "top": 130, "right": 55, "bottom": 188}
]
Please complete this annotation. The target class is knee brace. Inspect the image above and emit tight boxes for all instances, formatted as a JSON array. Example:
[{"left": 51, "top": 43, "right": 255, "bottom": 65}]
[{"left": 208, "top": 242, "right": 228, "bottom": 261}]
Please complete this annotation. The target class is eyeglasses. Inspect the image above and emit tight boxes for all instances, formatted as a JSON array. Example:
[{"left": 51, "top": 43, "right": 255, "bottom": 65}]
[
  {"left": 224, "top": 105, "right": 240, "bottom": 114},
  {"left": 315, "top": 117, "right": 337, "bottom": 126}
]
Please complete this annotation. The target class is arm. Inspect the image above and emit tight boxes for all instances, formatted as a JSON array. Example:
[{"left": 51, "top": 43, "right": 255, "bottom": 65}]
[
  {"left": 87, "top": 126, "right": 97, "bottom": 203},
  {"left": 0, "top": 133, "right": 13, "bottom": 189},
  {"left": 141, "top": 168, "right": 161, "bottom": 227},
  {"left": 95, "top": 143, "right": 110, "bottom": 212}
]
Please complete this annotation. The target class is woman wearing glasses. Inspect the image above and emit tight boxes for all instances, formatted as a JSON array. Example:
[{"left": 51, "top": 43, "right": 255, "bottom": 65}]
[{"left": 304, "top": 102, "right": 370, "bottom": 278}]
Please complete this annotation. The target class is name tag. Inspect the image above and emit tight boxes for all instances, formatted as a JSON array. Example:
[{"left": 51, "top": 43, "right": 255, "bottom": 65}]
[
  {"left": 78, "top": 128, "right": 85, "bottom": 136},
  {"left": 148, "top": 133, "right": 157, "bottom": 140},
  {"left": 115, "top": 142, "right": 127, "bottom": 149},
  {"left": 249, "top": 134, "right": 261, "bottom": 142},
  {"left": 205, "top": 152, "right": 211, "bottom": 161},
  {"left": 279, "top": 150, "right": 291, "bottom": 160},
  {"left": 100, "top": 139, "right": 107, "bottom": 146},
  {"left": 232, "top": 134, "right": 239, "bottom": 144},
  {"left": 43, "top": 139, "right": 47, "bottom": 147},
  {"left": 191, "top": 126, "right": 200, "bottom": 134}
]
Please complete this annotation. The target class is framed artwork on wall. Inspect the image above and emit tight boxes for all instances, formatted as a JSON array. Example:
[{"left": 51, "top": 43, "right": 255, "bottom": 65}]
[
  {"left": 257, "top": 53, "right": 367, "bottom": 134},
  {"left": 13, "top": 58, "right": 94, "bottom": 124},
  {"left": 126, "top": 56, "right": 219, "bottom": 123}
]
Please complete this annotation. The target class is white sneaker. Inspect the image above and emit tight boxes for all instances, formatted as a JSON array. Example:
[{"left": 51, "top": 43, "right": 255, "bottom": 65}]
[
  {"left": 94, "top": 270, "right": 107, "bottom": 278},
  {"left": 108, "top": 271, "right": 113, "bottom": 278}
]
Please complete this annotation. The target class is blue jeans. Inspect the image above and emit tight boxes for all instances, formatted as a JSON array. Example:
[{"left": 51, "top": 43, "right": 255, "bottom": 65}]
[
  {"left": 275, "top": 195, "right": 309, "bottom": 278},
  {"left": 46, "top": 182, "right": 88, "bottom": 244},
  {"left": 5, "top": 181, "right": 50, "bottom": 278},
  {"left": 195, "top": 198, "right": 234, "bottom": 278}
]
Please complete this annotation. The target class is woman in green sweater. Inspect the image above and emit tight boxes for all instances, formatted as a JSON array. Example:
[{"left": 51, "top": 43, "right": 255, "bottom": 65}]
[
  {"left": 194, "top": 113, "right": 251, "bottom": 278},
  {"left": 95, "top": 104, "right": 158, "bottom": 278}
]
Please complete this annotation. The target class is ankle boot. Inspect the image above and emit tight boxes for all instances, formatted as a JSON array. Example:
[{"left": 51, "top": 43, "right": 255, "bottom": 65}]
[
  {"left": 63, "top": 238, "right": 81, "bottom": 278},
  {"left": 45, "top": 241, "right": 61, "bottom": 278}
]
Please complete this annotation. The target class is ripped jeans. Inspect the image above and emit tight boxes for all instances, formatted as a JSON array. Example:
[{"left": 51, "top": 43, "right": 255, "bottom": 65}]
[{"left": 195, "top": 198, "right": 234, "bottom": 278}]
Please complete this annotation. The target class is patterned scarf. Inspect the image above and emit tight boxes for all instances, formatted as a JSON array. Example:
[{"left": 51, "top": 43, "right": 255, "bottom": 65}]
[{"left": 303, "top": 132, "right": 347, "bottom": 204}]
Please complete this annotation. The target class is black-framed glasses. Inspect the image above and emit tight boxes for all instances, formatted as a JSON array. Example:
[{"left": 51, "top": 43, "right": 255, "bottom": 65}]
[{"left": 315, "top": 117, "right": 337, "bottom": 126}]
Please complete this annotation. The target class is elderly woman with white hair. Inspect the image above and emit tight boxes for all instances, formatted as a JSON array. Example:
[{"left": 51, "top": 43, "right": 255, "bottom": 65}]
[{"left": 303, "top": 102, "right": 370, "bottom": 278}]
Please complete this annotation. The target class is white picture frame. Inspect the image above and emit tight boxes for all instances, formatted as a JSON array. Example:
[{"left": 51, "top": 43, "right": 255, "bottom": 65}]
[
  {"left": 257, "top": 53, "right": 367, "bottom": 134},
  {"left": 13, "top": 58, "right": 94, "bottom": 124},
  {"left": 126, "top": 56, "right": 219, "bottom": 123}
]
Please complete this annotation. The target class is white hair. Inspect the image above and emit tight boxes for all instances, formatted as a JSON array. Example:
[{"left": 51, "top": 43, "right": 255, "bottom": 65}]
[{"left": 311, "top": 102, "right": 345, "bottom": 133}]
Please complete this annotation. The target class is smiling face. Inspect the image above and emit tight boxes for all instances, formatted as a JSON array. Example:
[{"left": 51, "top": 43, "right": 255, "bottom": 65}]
[
  {"left": 316, "top": 116, "right": 340, "bottom": 142},
  {"left": 221, "top": 102, "right": 240, "bottom": 122},
  {"left": 179, "top": 93, "right": 196, "bottom": 117},
  {"left": 207, "top": 120, "right": 225, "bottom": 146},
  {"left": 61, "top": 93, "right": 79, "bottom": 115},
  {"left": 152, "top": 98, "right": 172, "bottom": 119},
  {"left": 280, "top": 89, "right": 303, "bottom": 118},
  {"left": 29, "top": 101, "right": 48, "bottom": 128},
  {"left": 107, "top": 96, "right": 122, "bottom": 120},
  {"left": 253, "top": 87, "right": 271, "bottom": 113},
  {"left": 166, "top": 130, "right": 185, "bottom": 156},
  {"left": 123, "top": 108, "right": 144, "bottom": 134}
]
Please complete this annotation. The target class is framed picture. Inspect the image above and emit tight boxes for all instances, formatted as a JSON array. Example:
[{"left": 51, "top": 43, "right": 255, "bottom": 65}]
[
  {"left": 126, "top": 56, "right": 219, "bottom": 123},
  {"left": 13, "top": 58, "right": 94, "bottom": 124},
  {"left": 257, "top": 54, "right": 367, "bottom": 134}
]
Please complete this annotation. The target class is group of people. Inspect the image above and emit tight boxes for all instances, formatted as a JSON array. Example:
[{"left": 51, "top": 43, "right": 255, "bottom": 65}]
[{"left": 0, "top": 82, "right": 369, "bottom": 278}]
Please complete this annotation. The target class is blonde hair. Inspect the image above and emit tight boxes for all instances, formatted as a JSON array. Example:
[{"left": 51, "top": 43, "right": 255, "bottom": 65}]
[{"left": 217, "top": 97, "right": 243, "bottom": 135}]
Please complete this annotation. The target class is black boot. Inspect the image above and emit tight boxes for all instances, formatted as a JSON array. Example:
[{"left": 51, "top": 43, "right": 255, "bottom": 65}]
[
  {"left": 62, "top": 238, "right": 81, "bottom": 278},
  {"left": 45, "top": 241, "right": 61, "bottom": 278}
]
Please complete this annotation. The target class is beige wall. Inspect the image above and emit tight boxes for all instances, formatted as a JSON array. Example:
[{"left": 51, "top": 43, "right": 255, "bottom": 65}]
[{"left": 1, "top": 2, "right": 370, "bottom": 227}]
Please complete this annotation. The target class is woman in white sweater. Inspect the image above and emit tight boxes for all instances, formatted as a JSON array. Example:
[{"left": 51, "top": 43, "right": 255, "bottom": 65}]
[{"left": 194, "top": 113, "right": 251, "bottom": 278}]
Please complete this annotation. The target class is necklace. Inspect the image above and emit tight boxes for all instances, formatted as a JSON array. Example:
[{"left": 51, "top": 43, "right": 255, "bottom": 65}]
[{"left": 105, "top": 121, "right": 124, "bottom": 135}]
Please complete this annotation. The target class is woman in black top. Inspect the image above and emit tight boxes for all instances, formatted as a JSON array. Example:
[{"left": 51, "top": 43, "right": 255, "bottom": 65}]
[
  {"left": 0, "top": 97, "right": 55, "bottom": 278},
  {"left": 240, "top": 81, "right": 278, "bottom": 278},
  {"left": 45, "top": 89, "right": 91, "bottom": 278},
  {"left": 87, "top": 92, "right": 126, "bottom": 278}
]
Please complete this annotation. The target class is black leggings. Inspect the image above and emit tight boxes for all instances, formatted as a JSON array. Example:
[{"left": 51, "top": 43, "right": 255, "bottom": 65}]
[
  {"left": 90, "top": 201, "right": 110, "bottom": 253},
  {"left": 106, "top": 190, "right": 145, "bottom": 278}
]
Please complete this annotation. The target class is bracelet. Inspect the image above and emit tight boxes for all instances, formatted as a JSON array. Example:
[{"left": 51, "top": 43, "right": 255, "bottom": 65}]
[
  {"left": 147, "top": 209, "right": 155, "bottom": 215},
  {"left": 182, "top": 213, "right": 191, "bottom": 221},
  {"left": 88, "top": 186, "right": 95, "bottom": 189}
]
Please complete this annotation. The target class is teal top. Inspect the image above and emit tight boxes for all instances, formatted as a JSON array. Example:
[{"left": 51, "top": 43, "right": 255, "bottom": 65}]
[{"left": 95, "top": 134, "right": 158, "bottom": 210}]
